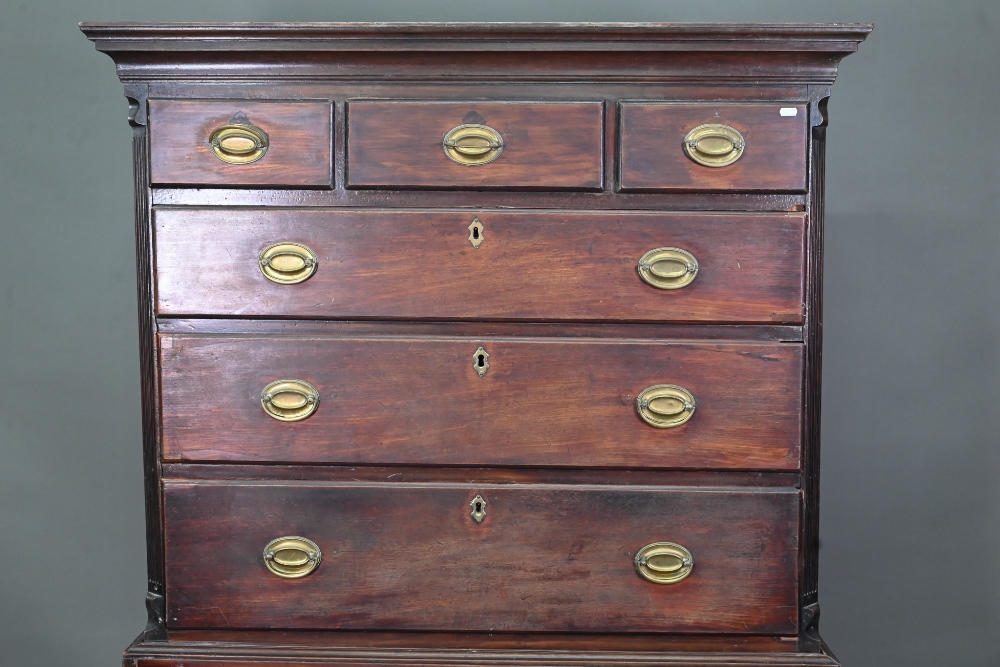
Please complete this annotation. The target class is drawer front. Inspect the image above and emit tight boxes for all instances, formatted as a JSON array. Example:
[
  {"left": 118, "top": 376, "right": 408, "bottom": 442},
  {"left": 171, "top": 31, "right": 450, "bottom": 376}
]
[
  {"left": 159, "top": 337, "right": 802, "bottom": 470},
  {"left": 619, "top": 103, "right": 807, "bottom": 191},
  {"left": 149, "top": 100, "right": 333, "bottom": 187},
  {"left": 164, "top": 481, "right": 799, "bottom": 633},
  {"left": 347, "top": 101, "right": 604, "bottom": 189},
  {"left": 155, "top": 209, "right": 806, "bottom": 323}
]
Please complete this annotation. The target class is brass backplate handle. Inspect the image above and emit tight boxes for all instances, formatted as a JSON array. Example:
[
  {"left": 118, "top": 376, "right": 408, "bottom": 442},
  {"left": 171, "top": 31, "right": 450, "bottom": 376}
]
[
  {"left": 259, "top": 242, "right": 318, "bottom": 285},
  {"left": 443, "top": 124, "right": 504, "bottom": 166},
  {"left": 636, "top": 384, "right": 697, "bottom": 428},
  {"left": 637, "top": 247, "right": 699, "bottom": 290},
  {"left": 682, "top": 124, "right": 745, "bottom": 167},
  {"left": 209, "top": 112, "right": 269, "bottom": 165},
  {"left": 634, "top": 542, "right": 694, "bottom": 584},
  {"left": 263, "top": 536, "right": 322, "bottom": 578},
  {"left": 261, "top": 379, "right": 320, "bottom": 422}
]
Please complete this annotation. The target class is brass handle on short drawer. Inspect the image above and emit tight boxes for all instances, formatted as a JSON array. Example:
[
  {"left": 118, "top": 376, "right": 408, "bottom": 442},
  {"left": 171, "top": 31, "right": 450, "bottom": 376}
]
[
  {"left": 261, "top": 379, "right": 320, "bottom": 422},
  {"left": 634, "top": 542, "right": 694, "bottom": 584},
  {"left": 638, "top": 247, "right": 699, "bottom": 290},
  {"left": 208, "top": 112, "right": 269, "bottom": 165},
  {"left": 636, "top": 384, "right": 696, "bottom": 428},
  {"left": 683, "top": 124, "right": 745, "bottom": 167},
  {"left": 263, "top": 536, "right": 322, "bottom": 578},
  {"left": 259, "top": 242, "right": 318, "bottom": 285},
  {"left": 442, "top": 124, "right": 504, "bottom": 166}
]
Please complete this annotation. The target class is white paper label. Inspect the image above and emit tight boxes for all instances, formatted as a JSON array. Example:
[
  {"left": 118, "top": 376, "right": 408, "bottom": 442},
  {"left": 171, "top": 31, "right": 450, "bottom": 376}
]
[{"left": 780, "top": 107, "right": 798, "bottom": 117}]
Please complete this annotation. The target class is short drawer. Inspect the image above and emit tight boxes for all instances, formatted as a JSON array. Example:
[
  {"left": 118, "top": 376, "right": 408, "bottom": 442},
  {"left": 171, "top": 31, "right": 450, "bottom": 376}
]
[
  {"left": 149, "top": 99, "right": 333, "bottom": 187},
  {"left": 347, "top": 101, "right": 604, "bottom": 189},
  {"left": 164, "top": 480, "right": 799, "bottom": 633},
  {"left": 159, "top": 336, "right": 802, "bottom": 470},
  {"left": 154, "top": 209, "right": 806, "bottom": 323},
  {"left": 619, "top": 103, "right": 808, "bottom": 191}
]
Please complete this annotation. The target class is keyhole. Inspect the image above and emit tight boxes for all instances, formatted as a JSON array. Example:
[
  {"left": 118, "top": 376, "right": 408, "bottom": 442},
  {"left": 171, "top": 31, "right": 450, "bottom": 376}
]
[
  {"left": 470, "top": 494, "right": 488, "bottom": 523},
  {"left": 473, "top": 346, "right": 490, "bottom": 376},
  {"left": 468, "top": 218, "right": 485, "bottom": 248}
]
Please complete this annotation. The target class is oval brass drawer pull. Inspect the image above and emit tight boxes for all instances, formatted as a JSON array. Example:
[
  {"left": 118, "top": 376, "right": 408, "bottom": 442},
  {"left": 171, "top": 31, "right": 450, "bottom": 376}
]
[
  {"left": 634, "top": 542, "right": 694, "bottom": 584},
  {"left": 263, "top": 536, "right": 322, "bottom": 578},
  {"left": 261, "top": 379, "right": 320, "bottom": 422},
  {"left": 442, "top": 124, "right": 504, "bottom": 166},
  {"left": 259, "top": 242, "right": 318, "bottom": 285},
  {"left": 637, "top": 247, "right": 699, "bottom": 290},
  {"left": 208, "top": 112, "right": 269, "bottom": 165},
  {"left": 636, "top": 384, "right": 696, "bottom": 428},
  {"left": 683, "top": 123, "right": 745, "bottom": 167}
]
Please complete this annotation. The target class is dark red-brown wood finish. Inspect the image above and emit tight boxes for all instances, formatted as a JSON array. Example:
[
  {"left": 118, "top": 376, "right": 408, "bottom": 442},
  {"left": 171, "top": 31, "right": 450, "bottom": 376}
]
[
  {"left": 158, "top": 336, "right": 803, "bottom": 468},
  {"left": 154, "top": 209, "right": 807, "bottom": 323},
  {"left": 347, "top": 101, "right": 605, "bottom": 189},
  {"left": 163, "top": 482, "right": 799, "bottom": 632},
  {"left": 619, "top": 103, "right": 808, "bottom": 192},
  {"left": 81, "top": 21, "right": 870, "bottom": 667},
  {"left": 149, "top": 99, "right": 334, "bottom": 187}
]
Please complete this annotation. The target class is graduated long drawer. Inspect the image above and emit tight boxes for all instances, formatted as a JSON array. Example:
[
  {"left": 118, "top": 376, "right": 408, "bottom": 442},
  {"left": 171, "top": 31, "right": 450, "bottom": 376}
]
[
  {"left": 163, "top": 480, "right": 799, "bottom": 633},
  {"left": 159, "top": 336, "right": 802, "bottom": 469},
  {"left": 154, "top": 209, "right": 806, "bottom": 324}
]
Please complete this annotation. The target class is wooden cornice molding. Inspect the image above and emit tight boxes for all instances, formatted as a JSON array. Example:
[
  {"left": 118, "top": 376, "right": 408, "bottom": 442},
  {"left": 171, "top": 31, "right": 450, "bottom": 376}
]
[{"left": 81, "top": 22, "right": 871, "bottom": 84}]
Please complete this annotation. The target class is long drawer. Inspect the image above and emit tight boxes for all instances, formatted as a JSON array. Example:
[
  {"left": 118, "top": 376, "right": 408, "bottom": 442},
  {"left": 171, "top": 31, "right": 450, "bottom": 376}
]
[
  {"left": 154, "top": 209, "right": 806, "bottom": 323},
  {"left": 159, "top": 336, "right": 802, "bottom": 469},
  {"left": 163, "top": 480, "right": 799, "bottom": 633}
]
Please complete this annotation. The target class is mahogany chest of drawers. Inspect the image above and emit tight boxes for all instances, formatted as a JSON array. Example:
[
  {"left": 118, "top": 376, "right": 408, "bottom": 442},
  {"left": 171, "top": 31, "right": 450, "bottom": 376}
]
[{"left": 82, "top": 22, "right": 869, "bottom": 667}]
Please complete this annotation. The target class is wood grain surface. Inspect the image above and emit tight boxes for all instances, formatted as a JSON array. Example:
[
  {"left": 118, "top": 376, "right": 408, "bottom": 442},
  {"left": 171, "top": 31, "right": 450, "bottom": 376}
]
[
  {"left": 619, "top": 103, "right": 807, "bottom": 192},
  {"left": 163, "top": 481, "right": 799, "bottom": 633},
  {"left": 154, "top": 209, "right": 805, "bottom": 323},
  {"left": 152, "top": 628, "right": 805, "bottom": 651},
  {"left": 347, "top": 101, "right": 603, "bottom": 189},
  {"left": 159, "top": 336, "right": 803, "bottom": 469},
  {"left": 149, "top": 99, "right": 333, "bottom": 187}
]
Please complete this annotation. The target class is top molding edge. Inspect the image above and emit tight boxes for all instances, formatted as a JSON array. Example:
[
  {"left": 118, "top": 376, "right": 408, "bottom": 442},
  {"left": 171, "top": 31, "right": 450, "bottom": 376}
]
[{"left": 80, "top": 21, "right": 872, "bottom": 52}]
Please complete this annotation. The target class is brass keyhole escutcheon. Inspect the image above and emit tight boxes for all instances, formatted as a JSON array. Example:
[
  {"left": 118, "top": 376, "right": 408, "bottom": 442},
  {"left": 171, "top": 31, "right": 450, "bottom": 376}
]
[
  {"left": 468, "top": 217, "right": 485, "bottom": 248},
  {"left": 470, "top": 494, "right": 488, "bottom": 523},
  {"left": 473, "top": 346, "right": 490, "bottom": 376}
]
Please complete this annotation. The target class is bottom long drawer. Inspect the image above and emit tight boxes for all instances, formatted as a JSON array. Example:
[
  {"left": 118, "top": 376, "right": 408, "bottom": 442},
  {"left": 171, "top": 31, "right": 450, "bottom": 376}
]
[{"left": 164, "top": 481, "right": 799, "bottom": 633}]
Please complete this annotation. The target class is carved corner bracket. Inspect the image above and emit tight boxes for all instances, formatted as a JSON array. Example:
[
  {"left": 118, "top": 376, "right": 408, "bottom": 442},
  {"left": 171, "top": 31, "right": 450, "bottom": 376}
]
[
  {"left": 125, "top": 83, "right": 148, "bottom": 128},
  {"left": 144, "top": 591, "right": 166, "bottom": 639}
]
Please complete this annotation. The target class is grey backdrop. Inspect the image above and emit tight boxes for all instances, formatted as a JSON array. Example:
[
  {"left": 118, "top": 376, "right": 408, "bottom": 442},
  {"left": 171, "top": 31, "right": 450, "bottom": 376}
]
[{"left": 1, "top": 1, "right": 997, "bottom": 665}]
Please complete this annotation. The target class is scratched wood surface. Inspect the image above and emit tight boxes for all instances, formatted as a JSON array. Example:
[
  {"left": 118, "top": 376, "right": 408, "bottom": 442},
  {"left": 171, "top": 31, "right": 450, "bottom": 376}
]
[
  {"left": 619, "top": 103, "right": 808, "bottom": 192},
  {"left": 154, "top": 209, "right": 806, "bottom": 323},
  {"left": 159, "top": 336, "right": 803, "bottom": 469},
  {"left": 163, "top": 481, "right": 799, "bottom": 633},
  {"left": 149, "top": 100, "right": 333, "bottom": 187},
  {"left": 347, "top": 101, "right": 604, "bottom": 189},
  {"left": 81, "top": 22, "right": 872, "bottom": 666},
  {"left": 154, "top": 629, "right": 804, "bottom": 651}
]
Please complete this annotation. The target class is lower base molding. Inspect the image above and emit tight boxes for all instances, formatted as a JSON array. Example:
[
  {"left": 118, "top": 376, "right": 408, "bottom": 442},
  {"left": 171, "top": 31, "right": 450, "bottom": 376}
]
[{"left": 123, "top": 630, "right": 841, "bottom": 667}]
